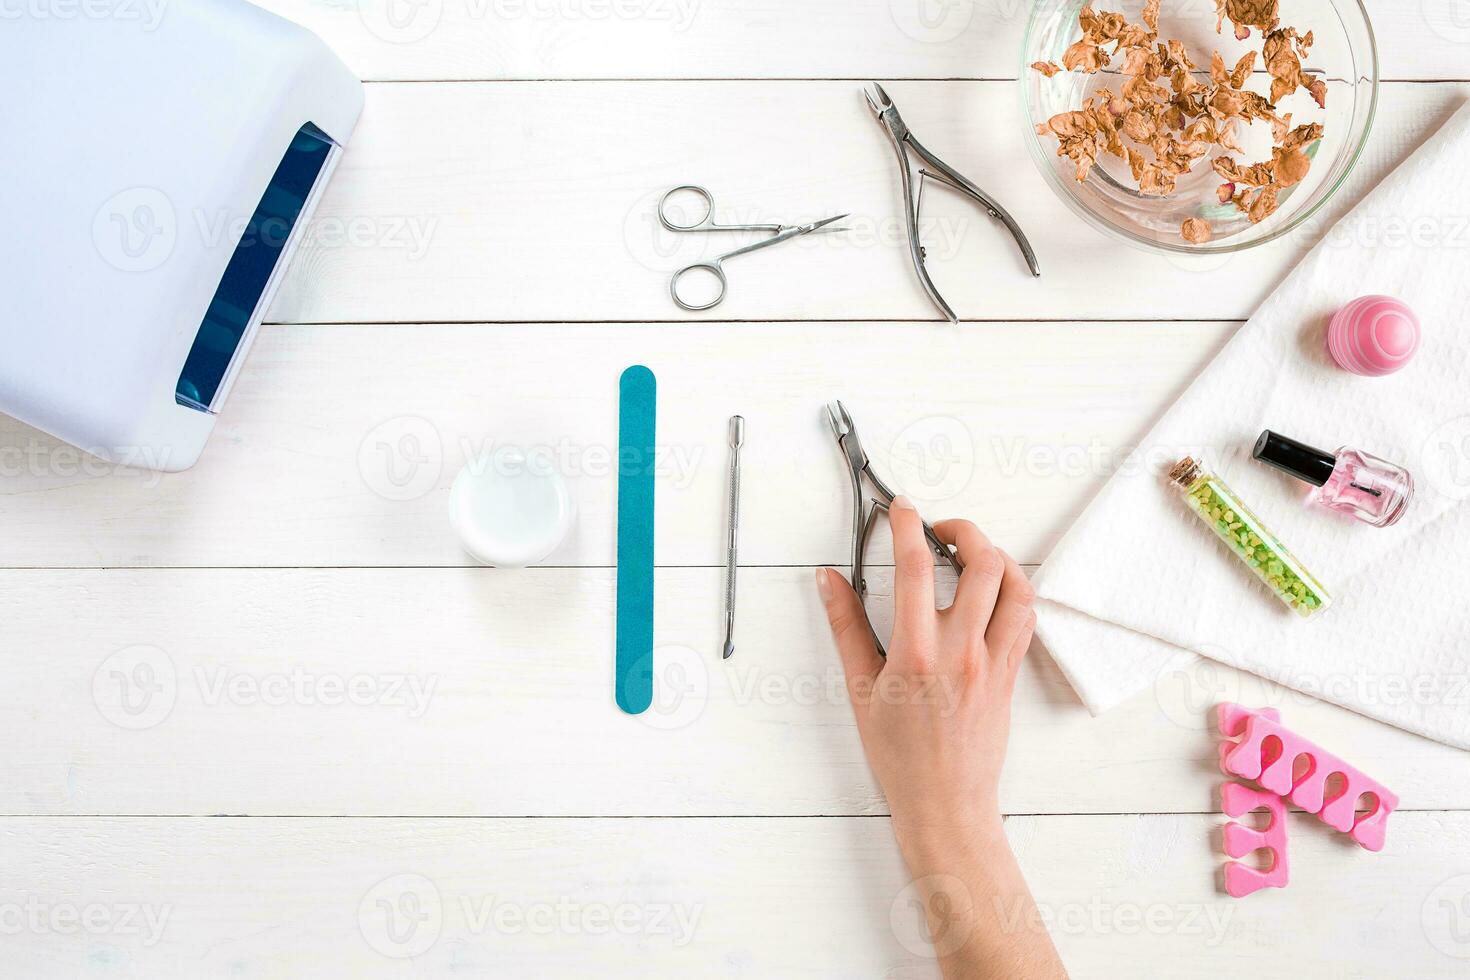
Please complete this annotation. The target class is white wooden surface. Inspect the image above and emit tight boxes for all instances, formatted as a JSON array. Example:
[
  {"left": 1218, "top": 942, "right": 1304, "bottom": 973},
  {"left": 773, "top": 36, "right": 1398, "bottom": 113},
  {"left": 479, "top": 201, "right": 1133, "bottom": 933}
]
[{"left": 6, "top": 1, "right": 1470, "bottom": 975}]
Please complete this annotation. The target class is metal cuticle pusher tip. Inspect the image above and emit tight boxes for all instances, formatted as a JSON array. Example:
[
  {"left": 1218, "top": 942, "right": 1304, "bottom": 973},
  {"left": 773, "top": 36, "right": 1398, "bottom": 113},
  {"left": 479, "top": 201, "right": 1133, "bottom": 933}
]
[{"left": 722, "top": 415, "right": 744, "bottom": 660}]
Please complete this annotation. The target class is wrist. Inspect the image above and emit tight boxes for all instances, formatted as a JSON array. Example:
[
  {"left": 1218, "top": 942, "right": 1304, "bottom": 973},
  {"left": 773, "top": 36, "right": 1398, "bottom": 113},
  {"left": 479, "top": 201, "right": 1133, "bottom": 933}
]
[{"left": 891, "top": 805, "right": 1009, "bottom": 877}]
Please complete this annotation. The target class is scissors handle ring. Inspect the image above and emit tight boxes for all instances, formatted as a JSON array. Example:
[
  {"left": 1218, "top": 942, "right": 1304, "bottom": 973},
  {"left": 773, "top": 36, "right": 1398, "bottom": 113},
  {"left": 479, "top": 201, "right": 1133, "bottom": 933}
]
[
  {"left": 658, "top": 185, "right": 717, "bottom": 232},
  {"left": 669, "top": 260, "right": 727, "bottom": 311}
]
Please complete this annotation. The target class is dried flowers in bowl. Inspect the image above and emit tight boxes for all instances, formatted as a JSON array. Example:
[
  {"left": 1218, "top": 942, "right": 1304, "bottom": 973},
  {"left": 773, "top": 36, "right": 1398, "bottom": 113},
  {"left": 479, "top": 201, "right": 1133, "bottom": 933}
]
[{"left": 1020, "top": 0, "right": 1377, "bottom": 253}]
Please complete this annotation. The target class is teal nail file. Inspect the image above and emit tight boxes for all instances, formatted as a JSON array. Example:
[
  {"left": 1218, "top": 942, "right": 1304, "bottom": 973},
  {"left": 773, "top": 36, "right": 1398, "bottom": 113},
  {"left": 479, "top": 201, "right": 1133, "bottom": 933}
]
[{"left": 616, "top": 365, "right": 657, "bottom": 715}]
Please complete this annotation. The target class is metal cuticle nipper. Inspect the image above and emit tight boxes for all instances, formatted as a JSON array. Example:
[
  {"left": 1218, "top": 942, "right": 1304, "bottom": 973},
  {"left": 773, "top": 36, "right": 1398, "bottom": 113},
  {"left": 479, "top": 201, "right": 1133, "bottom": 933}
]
[
  {"left": 863, "top": 82, "right": 1040, "bottom": 323},
  {"left": 825, "top": 399, "right": 963, "bottom": 658}
]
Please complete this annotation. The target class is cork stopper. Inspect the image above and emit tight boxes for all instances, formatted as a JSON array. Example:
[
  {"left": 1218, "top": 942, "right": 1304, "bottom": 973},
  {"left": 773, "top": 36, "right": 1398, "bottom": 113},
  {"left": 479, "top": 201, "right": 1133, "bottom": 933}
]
[{"left": 1169, "top": 457, "right": 1203, "bottom": 488}]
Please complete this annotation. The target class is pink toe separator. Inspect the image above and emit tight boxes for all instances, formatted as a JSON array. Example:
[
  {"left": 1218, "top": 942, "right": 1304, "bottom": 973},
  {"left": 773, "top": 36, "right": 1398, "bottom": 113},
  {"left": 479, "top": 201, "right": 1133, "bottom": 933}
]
[
  {"left": 1220, "top": 782, "right": 1289, "bottom": 898},
  {"left": 1216, "top": 703, "right": 1399, "bottom": 852}
]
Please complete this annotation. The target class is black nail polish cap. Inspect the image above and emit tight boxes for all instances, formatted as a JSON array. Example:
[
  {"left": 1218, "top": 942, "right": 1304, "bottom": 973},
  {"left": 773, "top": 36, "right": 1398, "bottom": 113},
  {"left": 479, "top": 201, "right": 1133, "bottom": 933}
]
[{"left": 1253, "top": 430, "right": 1336, "bottom": 487}]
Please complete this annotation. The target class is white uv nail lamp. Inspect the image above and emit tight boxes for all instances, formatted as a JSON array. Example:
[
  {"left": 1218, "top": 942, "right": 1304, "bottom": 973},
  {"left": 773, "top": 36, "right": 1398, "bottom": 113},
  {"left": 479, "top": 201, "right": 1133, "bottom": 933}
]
[{"left": 0, "top": 0, "right": 363, "bottom": 471}]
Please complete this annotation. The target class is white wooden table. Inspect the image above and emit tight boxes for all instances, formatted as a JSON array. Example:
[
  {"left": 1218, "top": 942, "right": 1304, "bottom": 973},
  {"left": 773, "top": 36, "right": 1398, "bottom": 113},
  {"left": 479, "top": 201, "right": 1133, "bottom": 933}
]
[{"left": 6, "top": 2, "right": 1470, "bottom": 975}]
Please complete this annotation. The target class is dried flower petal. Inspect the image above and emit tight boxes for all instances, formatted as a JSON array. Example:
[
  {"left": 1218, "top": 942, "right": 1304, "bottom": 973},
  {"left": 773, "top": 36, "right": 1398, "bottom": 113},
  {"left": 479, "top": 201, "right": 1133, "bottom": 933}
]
[
  {"left": 1212, "top": 156, "right": 1275, "bottom": 186},
  {"left": 1164, "top": 39, "right": 1195, "bottom": 70},
  {"left": 1248, "top": 185, "right": 1280, "bottom": 222},
  {"left": 1031, "top": 61, "right": 1063, "bottom": 77},
  {"left": 1280, "top": 121, "right": 1324, "bottom": 151},
  {"left": 1079, "top": 5, "right": 1129, "bottom": 44},
  {"left": 1231, "top": 51, "right": 1258, "bottom": 88},
  {"left": 1122, "top": 110, "right": 1155, "bottom": 142},
  {"left": 1120, "top": 45, "right": 1156, "bottom": 75},
  {"left": 1032, "top": 0, "right": 1323, "bottom": 240},
  {"left": 1037, "top": 110, "right": 1107, "bottom": 181},
  {"left": 1272, "top": 147, "right": 1311, "bottom": 187},
  {"left": 1142, "top": 0, "right": 1161, "bottom": 31},
  {"left": 1063, "top": 39, "right": 1109, "bottom": 72},
  {"left": 1181, "top": 217, "right": 1213, "bottom": 243},
  {"left": 1217, "top": 0, "right": 1279, "bottom": 38},
  {"left": 1264, "top": 29, "right": 1305, "bottom": 102},
  {"left": 1138, "top": 164, "right": 1177, "bottom": 196}
]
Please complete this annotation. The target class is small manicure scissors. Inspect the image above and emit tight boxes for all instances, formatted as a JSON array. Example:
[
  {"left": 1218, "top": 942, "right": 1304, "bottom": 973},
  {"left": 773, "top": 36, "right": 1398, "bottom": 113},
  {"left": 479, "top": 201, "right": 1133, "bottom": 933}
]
[{"left": 658, "top": 185, "right": 848, "bottom": 311}]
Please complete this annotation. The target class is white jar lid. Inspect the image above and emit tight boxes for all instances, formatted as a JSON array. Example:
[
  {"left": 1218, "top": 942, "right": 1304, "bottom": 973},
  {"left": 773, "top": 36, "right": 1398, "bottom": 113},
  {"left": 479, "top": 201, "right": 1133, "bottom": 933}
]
[{"left": 448, "top": 447, "right": 575, "bottom": 568}]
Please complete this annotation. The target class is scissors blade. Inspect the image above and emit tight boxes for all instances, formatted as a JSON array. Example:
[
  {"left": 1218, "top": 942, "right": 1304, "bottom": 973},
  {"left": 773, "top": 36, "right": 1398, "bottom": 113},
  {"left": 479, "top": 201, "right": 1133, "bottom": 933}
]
[
  {"left": 825, "top": 399, "right": 869, "bottom": 475},
  {"left": 796, "top": 214, "right": 849, "bottom": 236},
  {"left": 864, "top": 82, "right": 894, "bottom": 115},
  {"left": 716, "top": 213, "right": 849, "bottom": 262},
  {"left": 824, "top": 399, "right": 852, "bottom": 440}
]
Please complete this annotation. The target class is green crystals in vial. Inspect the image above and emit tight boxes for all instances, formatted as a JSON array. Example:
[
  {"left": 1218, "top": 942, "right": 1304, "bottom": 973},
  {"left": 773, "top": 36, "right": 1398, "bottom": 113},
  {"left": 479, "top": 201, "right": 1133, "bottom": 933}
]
[{"left": 1169, "top": 458, "right": 1331, "bottom": 618}]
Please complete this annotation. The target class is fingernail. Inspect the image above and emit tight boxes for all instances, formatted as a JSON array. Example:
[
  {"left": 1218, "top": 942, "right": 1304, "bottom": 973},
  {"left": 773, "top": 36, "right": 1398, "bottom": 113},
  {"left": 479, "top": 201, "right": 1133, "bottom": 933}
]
[
  {"left": 815, "top": 567, "right": 833, "bottom": 602},
  {"left": 891, "top": 494, "right": 915, "bottom": 512}
]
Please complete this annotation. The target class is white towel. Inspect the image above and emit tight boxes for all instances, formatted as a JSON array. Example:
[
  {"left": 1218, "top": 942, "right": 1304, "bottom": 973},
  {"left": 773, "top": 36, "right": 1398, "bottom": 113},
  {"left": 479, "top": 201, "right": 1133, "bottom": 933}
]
[{"left": 1032, "top": 101, "right": 1470, "bottom": 750}]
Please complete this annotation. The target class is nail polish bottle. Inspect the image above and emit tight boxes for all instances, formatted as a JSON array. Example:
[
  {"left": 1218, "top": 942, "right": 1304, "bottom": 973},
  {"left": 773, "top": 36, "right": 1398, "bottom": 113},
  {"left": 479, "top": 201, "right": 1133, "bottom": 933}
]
[
  {"left": 1252, "top": 430, "right": 1413, "bottom": 528},
  {"left": 1169, "top": 457, "right": 1331, "bottom": 618}
]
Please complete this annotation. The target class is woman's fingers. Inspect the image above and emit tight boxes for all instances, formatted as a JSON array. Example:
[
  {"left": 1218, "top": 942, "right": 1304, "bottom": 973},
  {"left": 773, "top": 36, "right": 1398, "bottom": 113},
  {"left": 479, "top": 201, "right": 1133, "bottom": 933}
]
[
  {"left": 933, "top": 519, "right": 1007, "bottom": 626},
  {"left": 815, "top": 567, "right": 883, "bottom": 696},
  {"left": 1005, "top": 610, "right": 1038, "bottom": 679},
  {"left": 985, "top": 553, "right": 1036, "bottom": 660},
  {"left": 888, "top": 496, "right": 937, "bottom": 666}
]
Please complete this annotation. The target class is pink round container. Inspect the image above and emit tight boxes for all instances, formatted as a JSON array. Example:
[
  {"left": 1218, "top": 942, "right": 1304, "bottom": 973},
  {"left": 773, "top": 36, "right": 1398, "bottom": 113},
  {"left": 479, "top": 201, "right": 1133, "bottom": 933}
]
[{"left": 1326, "top": 295, "right": 1420, "bottom": 376}]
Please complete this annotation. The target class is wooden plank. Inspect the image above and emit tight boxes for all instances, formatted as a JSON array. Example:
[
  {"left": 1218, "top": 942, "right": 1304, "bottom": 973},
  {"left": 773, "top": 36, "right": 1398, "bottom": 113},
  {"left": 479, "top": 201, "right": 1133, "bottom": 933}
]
[
  {"left": 0, "top": 320, "right": 1230, "bottom": 568},
  {"left": 6, "top": 813, "right": 1469, "bottom": 976},
  {"left": 256, "top": 0, "right": 1470, "bottom": 83},
  {"left": 263, "top": 80, "right": 1470, "bottom": 324},
  {"left": 5, "top": 566, "right": 1459, "bottom": 816}
]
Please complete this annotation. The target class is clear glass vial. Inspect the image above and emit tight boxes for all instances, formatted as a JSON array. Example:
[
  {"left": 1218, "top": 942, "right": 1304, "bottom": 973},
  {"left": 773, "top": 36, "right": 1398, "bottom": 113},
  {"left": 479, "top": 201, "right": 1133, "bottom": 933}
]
[
  {"left": 1169, "top": 457, "right": 1332, "bottom": 618},
  {"left": 1252, "top": 430, "right": 1413, "bottom": 528}
]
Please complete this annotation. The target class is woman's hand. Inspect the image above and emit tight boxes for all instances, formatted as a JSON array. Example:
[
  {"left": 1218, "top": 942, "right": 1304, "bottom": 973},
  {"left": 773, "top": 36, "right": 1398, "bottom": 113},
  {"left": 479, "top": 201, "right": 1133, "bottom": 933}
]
[
  {"left": 815, "top": 496, "right": 1065, "bottom": 979},
  {"left": 816, "top": 494, "right": 1034, "bottom": 840}
]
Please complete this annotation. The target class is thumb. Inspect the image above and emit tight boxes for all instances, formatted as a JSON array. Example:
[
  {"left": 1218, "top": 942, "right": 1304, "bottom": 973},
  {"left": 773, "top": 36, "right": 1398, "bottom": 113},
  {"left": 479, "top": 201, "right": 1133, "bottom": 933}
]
[{"left": 815, "top": 567, "right": 883, "bottom": 695}]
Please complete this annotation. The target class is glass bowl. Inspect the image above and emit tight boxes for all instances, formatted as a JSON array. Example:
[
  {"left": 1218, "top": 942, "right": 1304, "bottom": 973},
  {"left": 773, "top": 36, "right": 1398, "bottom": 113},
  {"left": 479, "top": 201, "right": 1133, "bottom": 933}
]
[{"left": 1020, "top": 0, "right": 1378, "bottom": 254}]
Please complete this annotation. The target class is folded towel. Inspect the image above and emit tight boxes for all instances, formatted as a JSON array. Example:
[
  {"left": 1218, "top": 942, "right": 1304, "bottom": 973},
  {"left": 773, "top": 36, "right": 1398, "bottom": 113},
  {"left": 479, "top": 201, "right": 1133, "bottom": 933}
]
[{"left": 1032, "top": 101, "right": 1470, "bottom": 750}]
